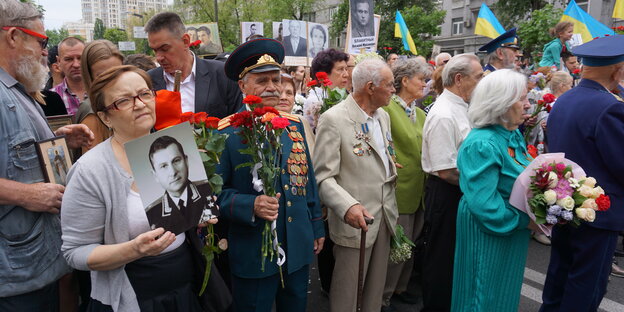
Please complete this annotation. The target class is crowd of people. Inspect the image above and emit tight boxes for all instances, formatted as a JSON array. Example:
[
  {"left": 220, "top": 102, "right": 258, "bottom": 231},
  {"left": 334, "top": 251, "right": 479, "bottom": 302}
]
[{"left": 1, "top": 0, "right": 624, "bottom": 311}]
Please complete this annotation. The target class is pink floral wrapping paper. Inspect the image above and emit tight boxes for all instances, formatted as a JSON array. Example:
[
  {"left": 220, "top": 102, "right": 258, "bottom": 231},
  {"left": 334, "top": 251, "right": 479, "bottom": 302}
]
[{"left": 509, "top": 153, "right": 586, "bottom": 236}]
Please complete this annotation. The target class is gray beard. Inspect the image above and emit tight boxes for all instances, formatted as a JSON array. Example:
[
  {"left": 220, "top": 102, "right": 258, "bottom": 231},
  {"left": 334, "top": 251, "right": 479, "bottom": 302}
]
[{"left": 15, "top": 55, "right": 48, "bottom": 93}]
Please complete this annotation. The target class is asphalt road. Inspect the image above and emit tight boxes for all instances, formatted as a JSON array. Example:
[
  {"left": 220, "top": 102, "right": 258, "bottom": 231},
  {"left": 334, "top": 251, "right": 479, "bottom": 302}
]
[{"left": 305, "top": 236, "right": 624, "bottom": 312}]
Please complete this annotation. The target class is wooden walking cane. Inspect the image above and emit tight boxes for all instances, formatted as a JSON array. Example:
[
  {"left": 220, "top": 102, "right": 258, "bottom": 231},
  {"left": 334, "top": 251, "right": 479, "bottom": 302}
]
[
  {"left": 173, "top": 70, "right": 182, "bottom": 92},
  {"left": 356, "top": 217, "right": 374, "bottom": 312}
]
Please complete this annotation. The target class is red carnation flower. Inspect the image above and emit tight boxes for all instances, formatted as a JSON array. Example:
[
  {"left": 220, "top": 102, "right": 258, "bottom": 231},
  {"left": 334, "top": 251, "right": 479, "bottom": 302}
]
[
  {"left": 230, "top": 111, "right": 252, "bottom": 128},
  {"left": 596, "top": 194, "right": 611, "bottom": 211},
  {"left": 315, "top": 72, "right": 328, "bottom": 80},
  {"left": 263, "top": 107, "right": 280, "bottom": 115},
  {"left": 270, "top": 117, "right": 290, "bottom": 129},
  {"left": 205, "top": 117, "right": 220, "bottom": 129},
  {"left": 253, "top": 107, "right": 266, "bottom": 117},
  {"left": 180, "top": 112, "right": 194, "bottom": 123},
  {"left": 190, "top": 40, "right": 202, "bottom": 48},
  {"left": 193, "top": 112, "right": 208, "bottom": 124},
  {"left": 242, "top": 95, "right": 263, "bottom": 105},
  {"left": 545, "top": 104, "right": 552, "bottom": 113},
  {"left": 322, "top": 79, "right": 333, "bottom": 87},
  {"left": 572, "top": 69, "right": 581, "bottom": 75},
  {"left": 527, "top": 145, "right": 538, "bottom": 158},
  {"left": 542, "top": 93, "right": 556, "bottom": 104},
  {"left": 307, "top": 80, "right": 318, "bottom": 87}
]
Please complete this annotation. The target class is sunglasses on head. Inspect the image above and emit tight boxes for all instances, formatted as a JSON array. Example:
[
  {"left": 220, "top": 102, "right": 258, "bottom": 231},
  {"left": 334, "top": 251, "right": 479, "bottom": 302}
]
[{"left": 1, "top": 26, "right": 48, "bottom": 50}]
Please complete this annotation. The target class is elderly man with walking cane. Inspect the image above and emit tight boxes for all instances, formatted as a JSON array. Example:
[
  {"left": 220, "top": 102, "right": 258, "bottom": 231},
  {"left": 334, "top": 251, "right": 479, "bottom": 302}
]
[{"left": 314, "top": 58, "right": 398, "bottom": 312}]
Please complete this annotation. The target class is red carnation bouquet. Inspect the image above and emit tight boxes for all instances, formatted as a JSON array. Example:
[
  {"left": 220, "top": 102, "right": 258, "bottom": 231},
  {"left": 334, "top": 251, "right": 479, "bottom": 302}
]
[
  {"left": 229, "top": 95, "right": 290, "bottom": 284},
  {"left": 304, "top": 71, "right": 347, "bottom": 130},
  {"left": 524, "top": 93, "right": 555, "bottom": 143},
  {"left": 175, "top": 111, "right": 228, "bottom": 295},
  {"left": 189, "top": 39, "right": 202, "bottom": 55}
]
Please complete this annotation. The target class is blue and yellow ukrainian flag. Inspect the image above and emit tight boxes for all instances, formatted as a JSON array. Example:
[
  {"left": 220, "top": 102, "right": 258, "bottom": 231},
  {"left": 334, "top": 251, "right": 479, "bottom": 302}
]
[
  {"left": 394, "top": 10, "right": 418, "bottom": 55},
  {"left": 561, "top": 0, "right": 615, "bottom": 43},
  {"left": 474, "top": 3, "right": 505, "bottom": 39},
  {"left": 614, "top": 0, "right": 624, "bottom": 20}
]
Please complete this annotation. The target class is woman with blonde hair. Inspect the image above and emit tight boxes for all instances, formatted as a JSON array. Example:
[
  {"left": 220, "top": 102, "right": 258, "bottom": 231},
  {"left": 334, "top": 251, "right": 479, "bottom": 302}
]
[
  {"left": 539, "top": 21, "right": 574, "bottom": 69},
  {"left": 75, "top": 39, "right": 124, "bottom": 155}
]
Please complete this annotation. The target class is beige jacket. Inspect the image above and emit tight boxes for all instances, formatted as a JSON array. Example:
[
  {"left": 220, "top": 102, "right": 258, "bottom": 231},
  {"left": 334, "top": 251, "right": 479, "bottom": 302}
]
[{"left": 313, "top": 95, "right": 398, "bottom": 249}]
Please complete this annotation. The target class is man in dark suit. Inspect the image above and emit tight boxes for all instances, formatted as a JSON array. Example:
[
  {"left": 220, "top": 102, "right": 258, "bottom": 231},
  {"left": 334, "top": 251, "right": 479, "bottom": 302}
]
[
  {"left": 282, "top": 20, "right": 307, "bottom": 57},
  {"left": 144, "top": 12, "right": 242, "bottom": 118},
  {"left": 541, "top": 35, "right": 624, "bottom": 312},
  {"left": 146, "top": 135, "right": 217, "bottom": 235},
  {"left": 216, "top": 39, "right": 324, "bottom": 312}
]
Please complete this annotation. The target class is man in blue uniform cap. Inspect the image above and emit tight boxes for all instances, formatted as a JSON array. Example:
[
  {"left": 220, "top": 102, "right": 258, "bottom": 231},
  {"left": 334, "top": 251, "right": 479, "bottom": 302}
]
[
  {"left": 479, "top": 27, "right": 520, "bottom": 74},
  {"left": 541, "top": 34, "right": 624, "bottom": 312},
  {"left": 216, "top": 38, "right": 325, "bottom": 312}
]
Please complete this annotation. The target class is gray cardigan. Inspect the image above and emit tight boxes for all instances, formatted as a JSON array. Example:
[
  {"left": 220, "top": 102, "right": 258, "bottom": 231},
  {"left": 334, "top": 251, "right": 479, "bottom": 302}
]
[{"left": 61, "top": 138, "right": 140, "bottom": 311}]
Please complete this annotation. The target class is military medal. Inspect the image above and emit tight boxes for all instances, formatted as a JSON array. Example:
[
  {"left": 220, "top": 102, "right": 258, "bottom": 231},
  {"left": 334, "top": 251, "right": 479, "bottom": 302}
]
[{"left": 286, "top": 126, "right": 308, "bottom": 196}]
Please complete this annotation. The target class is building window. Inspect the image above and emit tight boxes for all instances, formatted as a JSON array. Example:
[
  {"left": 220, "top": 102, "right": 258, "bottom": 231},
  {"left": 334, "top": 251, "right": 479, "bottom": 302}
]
[
  {"left": 452, "top": 17, "right": 463, "bottom": 35},
  {"left": 576, "top": 1, "right": 588, "bottom": 12},
  {"left": 303, "top": 12, "right": 316, "bottom": 22},
  {"left": 329, "top": 6, "right": 339, "bottom": 20}
]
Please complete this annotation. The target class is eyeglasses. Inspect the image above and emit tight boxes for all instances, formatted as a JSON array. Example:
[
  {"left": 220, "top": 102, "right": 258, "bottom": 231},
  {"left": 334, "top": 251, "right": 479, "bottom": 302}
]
[
  {"left": 1, "top": 26, "right": 48, "bottom": 49},
  {"left": 103, "top": 89, "right": 156, "bottom": 111}
]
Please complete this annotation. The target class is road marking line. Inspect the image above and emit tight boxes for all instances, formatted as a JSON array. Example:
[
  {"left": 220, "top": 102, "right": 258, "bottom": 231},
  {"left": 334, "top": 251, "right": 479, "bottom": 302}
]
[{"left": 522, "top": 268, "right": 624, "bottom": 312}]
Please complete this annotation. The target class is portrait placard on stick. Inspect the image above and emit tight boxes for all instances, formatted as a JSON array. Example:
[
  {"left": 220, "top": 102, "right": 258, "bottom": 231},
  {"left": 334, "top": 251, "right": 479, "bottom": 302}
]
[
  {"left": 346, "top": 0, "right": 380, "bottom": 54},
  {"left": 241, "top": 22, "right": 264, "bottom": 43},
  {"left": 186, "top": 23, "right": 223, "bottom": 56}
]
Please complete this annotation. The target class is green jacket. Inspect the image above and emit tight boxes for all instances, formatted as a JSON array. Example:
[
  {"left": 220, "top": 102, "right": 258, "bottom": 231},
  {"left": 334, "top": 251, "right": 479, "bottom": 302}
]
[
  {"left": 383, "top": 96, "right": 427, "bottom": 214},
  {"left": 539, "top": 38, "right": 570, "bottom": 69}
]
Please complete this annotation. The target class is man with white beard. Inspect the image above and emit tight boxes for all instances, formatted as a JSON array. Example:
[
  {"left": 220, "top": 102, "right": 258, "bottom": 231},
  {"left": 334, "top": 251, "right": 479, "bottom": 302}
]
[{"left": 0, "top": 1, "right": 94, "bottom": 310}]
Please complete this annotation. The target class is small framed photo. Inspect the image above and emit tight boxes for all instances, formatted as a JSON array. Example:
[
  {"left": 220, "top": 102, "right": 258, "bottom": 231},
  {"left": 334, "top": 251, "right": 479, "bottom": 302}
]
[
  {"left": 46, "top": 114, "right": 73, "bottom": 132},
  {"left": 36, "top": 136, "right": 72, "bottom": 185}
]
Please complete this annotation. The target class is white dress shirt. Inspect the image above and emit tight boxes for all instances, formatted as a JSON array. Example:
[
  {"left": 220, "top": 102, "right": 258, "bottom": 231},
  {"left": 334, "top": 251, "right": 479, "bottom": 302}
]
[
  {"left": 355, "top": 104, "right": 391, "bottom": 177},
  {"left": 164, "top": 54, "right": 197, "bottom": 113},
  {"left": 421, "top": 89, "right": 471, "bottom": 175}
]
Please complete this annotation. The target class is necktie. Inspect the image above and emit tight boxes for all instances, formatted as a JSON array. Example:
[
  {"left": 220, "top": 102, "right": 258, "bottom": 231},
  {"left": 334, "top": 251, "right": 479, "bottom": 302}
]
[{"left": 178, "top": 199, "right": 186, "bottom": 215}]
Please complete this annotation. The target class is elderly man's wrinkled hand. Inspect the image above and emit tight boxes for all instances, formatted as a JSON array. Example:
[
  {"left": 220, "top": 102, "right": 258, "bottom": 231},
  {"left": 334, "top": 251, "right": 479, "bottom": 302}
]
[
  {"left": 22, "top": 182, "right": 64, "bottom": 214},
  {"left": 254, "top": 193, "right": 281, "bottom": 221},
  {"left": 344, "top": 204, "right": 373, "bottom": 231},
  {"left": 55, "top": 124, "right": 95, "bottom": 149}
]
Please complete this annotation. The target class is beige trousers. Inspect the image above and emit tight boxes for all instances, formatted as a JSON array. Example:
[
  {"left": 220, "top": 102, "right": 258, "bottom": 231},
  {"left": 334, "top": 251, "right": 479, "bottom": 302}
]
[
  {"left": 382, "top": 209, "right": 425, "bottom": 304},
  {"left": 329, "top": 218, "right": 391, "bottom": 312}
]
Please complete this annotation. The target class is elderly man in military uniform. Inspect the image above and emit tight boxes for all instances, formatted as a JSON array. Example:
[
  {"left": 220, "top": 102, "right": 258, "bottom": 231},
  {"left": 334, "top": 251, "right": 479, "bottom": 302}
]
[
  {"left": 541, "top": 35, "right": 624, "bottom": 312},
  {"left": 146, "top": 135, "right": 217, "bottom": 235},
  {"left": 216, "top": 38, "right": 324, "bottom": 312},
  {"left": 479, "top": 27, "right": 520, "bottom": 74}
]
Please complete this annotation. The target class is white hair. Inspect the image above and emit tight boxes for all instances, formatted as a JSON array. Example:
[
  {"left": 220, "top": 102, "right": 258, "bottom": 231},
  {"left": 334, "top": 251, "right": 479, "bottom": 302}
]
[
  {"left": 469, "top": 69, "right": 527, "bottom": 128},
  {"left": 442, "top": 53, "right": 480, "bottom": 87},
  {"left": 352, "top": 58, "right": 388, "bottom": 93},
  {"left": 435, "top": 52, "right": 451, "bottom": 66},
  {"left": 0, "top": 0, "right": 43, "bottom": 28}
]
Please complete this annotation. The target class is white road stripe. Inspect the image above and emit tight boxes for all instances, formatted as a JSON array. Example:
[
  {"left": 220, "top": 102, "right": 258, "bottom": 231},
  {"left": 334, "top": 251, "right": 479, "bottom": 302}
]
[{"left": 522, "top": 267, "right": 624, "bottom": 312}]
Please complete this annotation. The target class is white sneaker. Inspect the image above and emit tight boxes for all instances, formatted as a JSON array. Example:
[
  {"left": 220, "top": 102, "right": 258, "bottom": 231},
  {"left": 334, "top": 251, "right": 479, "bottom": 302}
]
[{"left": 532, "top": 233, "right": 551, "bottom": 245}]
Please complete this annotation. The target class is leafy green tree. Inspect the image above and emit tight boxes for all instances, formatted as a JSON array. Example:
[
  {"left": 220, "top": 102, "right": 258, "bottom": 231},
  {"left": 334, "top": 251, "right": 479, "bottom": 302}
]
[
  {"left": 45, "top": 28, "right": 69, "bottom": 47},
  {"left": 94, "top": 18, "right": 106, "bottom": 40},
  {"left": 495, "top": 0, "right": 564, "bottom": 28},
  {"left": 103, "top": 28, "right": 128, "bottom": 45},
  {"left": 331, "top": 0, "right": 445, "bottom": 58},
  {"left": 517, "top": 4, "right": 564, "bottom": 64}
]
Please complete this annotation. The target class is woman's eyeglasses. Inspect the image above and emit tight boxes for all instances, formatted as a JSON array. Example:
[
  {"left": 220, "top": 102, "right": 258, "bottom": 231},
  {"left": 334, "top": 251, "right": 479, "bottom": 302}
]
[
  {"left": 1, "top": 26, "right": 48, "bottom": 50},
  {"left": 103, "top": 89, "right": 156, "bottom": 111}
]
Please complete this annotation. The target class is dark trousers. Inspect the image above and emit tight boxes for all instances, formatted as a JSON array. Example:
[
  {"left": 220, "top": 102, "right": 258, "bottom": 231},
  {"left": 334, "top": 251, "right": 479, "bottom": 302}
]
[
  {"left": 317, "top": 220, "right": 335, "bottom": 292},
  {"left": 420, "top": 175, "right": 462, "bottom": 312},
  {"left": 540, "top": 224, "right": 618, "bottom": 312},
  {"left": 0, "top": 281, "right": 59, "bottom": 312},
  {"left": 231, "top": 265, "right": 309, "bottom": 312}
]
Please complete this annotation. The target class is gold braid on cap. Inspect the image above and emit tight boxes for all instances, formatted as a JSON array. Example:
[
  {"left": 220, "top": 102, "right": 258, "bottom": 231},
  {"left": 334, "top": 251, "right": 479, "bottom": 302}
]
[
  {"left": 239, "top": 54, "right": 281, "bottom": 79},
  {"left": 501, "top": 37, "right": 519, "bottom": 48}
]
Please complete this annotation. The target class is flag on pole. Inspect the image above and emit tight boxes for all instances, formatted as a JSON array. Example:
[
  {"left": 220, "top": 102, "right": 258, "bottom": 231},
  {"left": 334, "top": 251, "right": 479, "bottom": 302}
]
[
  {"left": 394, "top": 10, "right": 418, "bottom": 55},
  {"left": 474, "top": 3, "right": 505, "bottom": 39},
  {"left": 614, "top": 0, "right": 624, "bottom": 20},
  {"left": 561, "top": 0, "right": 615, "bottom": 43}
]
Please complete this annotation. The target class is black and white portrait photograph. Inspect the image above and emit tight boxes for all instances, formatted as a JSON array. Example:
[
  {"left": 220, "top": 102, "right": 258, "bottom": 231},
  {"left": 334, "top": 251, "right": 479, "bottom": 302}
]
[
  {"left": 242, "top": 22, "right": 264, "bottom": 43},
  {"left": 273, "top": 21, "right": 283, "bottom": 42},
  {"left": 350, "top": 0, "right": 374, "bottom": 38},
  {"left": 282, "top": 19, "right": 308, "bottom": 57},
  {"left": 125, "top": 123, "right": 218, "bottom": 235},
  {"left": 36, "top": 136, "right": 72, "bottom": 186},
  {"left": 307, "top": 23, "right": 329, "bottom": 58},
  {"left": 348, "top": 14, "right": 380, "bottom": 54}
]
